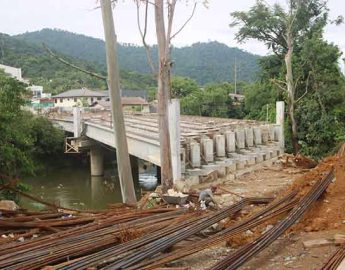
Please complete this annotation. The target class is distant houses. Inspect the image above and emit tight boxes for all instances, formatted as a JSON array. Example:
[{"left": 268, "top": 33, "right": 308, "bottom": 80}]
[
  {"left": 52, "top": 88, "right": 150, "bottom": 112},
  {"left": 52, "top": 88, "right": 109, "bottom": 107},
  {"left": 0, "top": 63, "right": 150, "bottom": 113}
]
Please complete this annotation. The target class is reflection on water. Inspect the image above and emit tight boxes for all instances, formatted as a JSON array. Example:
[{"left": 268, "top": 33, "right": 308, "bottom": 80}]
[{"left": 22, "top": 162, "right": 158, "bottom": 210}]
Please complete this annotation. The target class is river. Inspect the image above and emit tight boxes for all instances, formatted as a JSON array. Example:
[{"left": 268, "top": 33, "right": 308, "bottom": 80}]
[{"left": 21, "top": 161, "right": 158, "bottom": 210}]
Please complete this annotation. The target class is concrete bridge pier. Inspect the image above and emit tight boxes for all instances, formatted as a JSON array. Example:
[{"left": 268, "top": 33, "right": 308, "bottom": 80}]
[
  {"left": 90, "top": 146, "right": 104, "bottom": 176},
  {"left": 91, "top": 176, "right": 103, "bottom": 202},
  {"left": 130, "top": 155, "right": 139, "bottom": 183}
]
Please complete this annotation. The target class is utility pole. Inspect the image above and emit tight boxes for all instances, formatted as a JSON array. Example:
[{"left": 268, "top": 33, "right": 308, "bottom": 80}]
[
  {"left": 234, "top": 56, "right": 237, "bottom": 94},
  {"left": 100, "top": 0, "right": 137, "bottom": 204}
]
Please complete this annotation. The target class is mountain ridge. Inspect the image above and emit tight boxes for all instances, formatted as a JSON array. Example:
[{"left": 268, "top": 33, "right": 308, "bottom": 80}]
[
  {"left": 0, "top": 32, "right": 156, "bottom": 93},
  {"left": 14, "top": 28, "right": 260, "bottom": 85}
]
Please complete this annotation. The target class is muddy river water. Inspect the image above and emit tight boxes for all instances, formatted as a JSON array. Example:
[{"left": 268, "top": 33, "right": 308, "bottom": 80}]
[{"left": 22, "top": 162, "right": 158, "bottom": 210}]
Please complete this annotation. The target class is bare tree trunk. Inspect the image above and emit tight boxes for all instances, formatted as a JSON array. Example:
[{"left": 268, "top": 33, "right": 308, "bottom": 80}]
[
  {"left": 285, "top": 33, "right": 299, "bottom": 155},
  {"left": 100, "top": 0, "right": 137, "bottom": 204},
  {"left": 154, "top": 0, "right": 173, "bottom": 192}
]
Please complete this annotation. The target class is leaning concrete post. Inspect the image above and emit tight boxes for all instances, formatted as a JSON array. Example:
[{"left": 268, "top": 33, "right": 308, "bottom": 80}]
[
  {"left": 73, "top": 107, "right": 81, "bottom": 137},
  {"left": 276, "top": 101, "right": 285, "bottom": 152},
  {"left": 101, "top": 0, "right": 136, "bottom": 203},
  {"left": 168, "top": 99, "right": 181, "bottom": 183}
]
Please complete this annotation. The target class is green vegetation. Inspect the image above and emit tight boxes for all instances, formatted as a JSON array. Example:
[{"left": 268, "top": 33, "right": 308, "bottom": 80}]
[
  {"left": 15, "top": 29, "right": 260, "bottom": 85},
  {"left": 0, "top": 33, "right": 156, "bottom": 93},
  {"left": 232, "top": 0, "right": 345, "bottom": 159},
  {"left": 0, "top": 70, "right": 64, "bottom": 187},
  {"left": 168, "top": 77, "right": 245, "bottom": 119}
]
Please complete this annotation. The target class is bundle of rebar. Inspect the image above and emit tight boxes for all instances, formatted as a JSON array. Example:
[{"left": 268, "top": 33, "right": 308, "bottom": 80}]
[
  {"left": 209, "top": 168, "right": 335, "bottom": 270},
  {"left": 130, "top": 191, "right": 298, "bottom": 270},
  {"left": 320, "top": 245, "right": 345, "bottom": 270},
  {"left": 100, "top": 198, "right": 271, "bottom": 270},
  {"left": 54, "top": 198, "right": 270, "bottom": 270},
  {"left": 0, "top": 208, "right": 186, "bottom": 270}
]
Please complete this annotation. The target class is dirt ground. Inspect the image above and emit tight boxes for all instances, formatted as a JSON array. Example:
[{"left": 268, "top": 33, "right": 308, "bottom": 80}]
[{"left": 173, "top": 155, "right": 345, "bottom": 270}]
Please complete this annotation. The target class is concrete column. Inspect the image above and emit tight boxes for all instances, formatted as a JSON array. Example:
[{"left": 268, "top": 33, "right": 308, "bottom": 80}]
[
  {"left": 261, "top": 126, "right": 269, "bottom": 144},
  {"left": 245, "top": 127, "right": 254, "bottom": 147},
  {"left": 253, "top": 127, "right": 262, "bottom": 145},
  {"left": 90, "top": 146, "right": 104, "bottom": 176},
  {"left": 180, "top": 148, "right": 186, "bottom": 173},
  {"left": 225, "top": 131, "right": 236, "bottom": 153},
  {"left": 215, "top": 134, "right": 226, "bottom": 158},
  {"left": 130, "top": 155, "right": 139, "bottom": 183},
  {"left": 276, "top": 101, "right": 285, "bottom": 151},
  {"left": 201, "top": 137, "right": 214, "bottom": 163},
  {"left": 73, "top": 107, "right": 82, "bottom": 137},
  {"left": 168, "top": 99, "right": 181, "bottom": 183},
  {"left": 268, "top": 125, "right": 275, "bottom": 141},
  {"left": 156, "top": 166, "right": 161, "bottom": 184},
  {"left": 235, "top": 129, "right": 245, "bottom": 149},
  {"left": 90, "top": 176, "right": 103, "bottom": 202},
  {"left": 190, "top": 141, "right": 201, "bottom": 168}
]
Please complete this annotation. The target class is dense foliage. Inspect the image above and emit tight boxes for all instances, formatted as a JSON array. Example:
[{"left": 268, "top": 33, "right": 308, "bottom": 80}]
[
  {"left": 0, "top": 70, "right": 64, "bottom": 179},
  {"left": 170, "top": 78, "right": 245, "bottom": 118},
  {"left": 0, "top": 33, "right": 156, "bottom": 93},
  {"left": 235, "top": 0, "right": 345, "bottom": 159},
  {"left": 15, "top": 29, "right": 260, "bottom": 85}
]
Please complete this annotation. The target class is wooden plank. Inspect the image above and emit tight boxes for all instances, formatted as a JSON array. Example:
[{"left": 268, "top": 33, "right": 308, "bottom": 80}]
[
  {"left": 335, "top": 234, "right": 345, "bottom": 245},
  {"left": 302, "top": 238, "right": 334, "bottom": 248}
]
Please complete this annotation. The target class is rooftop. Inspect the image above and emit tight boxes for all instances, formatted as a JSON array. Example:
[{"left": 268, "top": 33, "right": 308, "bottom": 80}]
[{"left": 52, "top": 88, "right": 107, "bottom": 98}]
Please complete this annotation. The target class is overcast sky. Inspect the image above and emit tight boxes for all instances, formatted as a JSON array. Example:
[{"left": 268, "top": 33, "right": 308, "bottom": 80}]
[{"left": 0, "top": 0, "right": 344, "bottom": 56}]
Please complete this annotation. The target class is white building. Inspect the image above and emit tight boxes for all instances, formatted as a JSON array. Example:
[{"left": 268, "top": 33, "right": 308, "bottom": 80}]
[
  {"left": 0, "top": 64, "right": 25, "bottom": 82},
  {"left": 0, "top": 64, "right": 46, "bottom": 99},
  {"left": 52, "top": 88, "right": 109, "bottom": 107},
  {"left": 27, "top": 85, "right": 44, "bottom": 99}
]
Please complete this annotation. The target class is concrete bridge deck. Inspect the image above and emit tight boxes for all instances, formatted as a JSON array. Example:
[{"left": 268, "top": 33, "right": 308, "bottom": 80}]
[{"left": 50, "top": 102, "right": 284, "bottom": 185}]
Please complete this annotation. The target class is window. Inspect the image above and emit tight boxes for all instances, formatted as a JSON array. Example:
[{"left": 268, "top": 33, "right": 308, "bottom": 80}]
[
  {"left": 74, "top": 98, "right": 77, "bottom": 102},
  {"left": 60, "top": 98, "right": 63, "bottom": 103},
  {"left": 91, "top": 98, "right": 94, "bottom": 103},
  {"left": 54, "top": 99, "right": 57, "bottom": 104},
  {"left": 97, "top": 97, "right": 101, "bottom": 101}
]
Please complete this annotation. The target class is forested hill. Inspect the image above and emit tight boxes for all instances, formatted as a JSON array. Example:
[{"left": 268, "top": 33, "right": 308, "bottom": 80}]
[
  {"left": 0, "top": 33, "right": 155, "bottom": 93},
  {"left": 15, "top": 29, "right": 260, "bottom": 84}
]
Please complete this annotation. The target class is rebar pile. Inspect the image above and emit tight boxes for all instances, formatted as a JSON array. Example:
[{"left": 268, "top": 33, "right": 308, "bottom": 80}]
[
  {"left": 0, "top": 207, "right": 187, "bottom": 270},
  {"left": 209, "top": 168, "right": 335, "bottom": 270},
  {"left": 130, "top": 190, "right": 298, "bottom": 270},
  {"left": 320, "top": 245, "right": 345, "bottom": 270},
  {"left": 56, "top": 197, "right": 270, "bottom": 270}
]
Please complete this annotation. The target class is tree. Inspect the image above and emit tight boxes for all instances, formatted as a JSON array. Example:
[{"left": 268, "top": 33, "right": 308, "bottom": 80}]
[
  {"left": 0, "top": 71, "right": 34, "bottom": 178},
  {"left": 180, "top": 82, "right": 245, "bottom": 119},
  {"left": 136, "top": 0, "right": 199, "bottom": 192},
  {"left": 231, "top": 0, "right": 329, "bottom": 154},
  {"left": 171, "top": 76, "right": 199, "bottom": 98},
  {"left": 294, "top": 34, "right": 345, "bottom": 158},
  {"left": 0, "top": 70, "right": 64, "bottom": 179}
]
